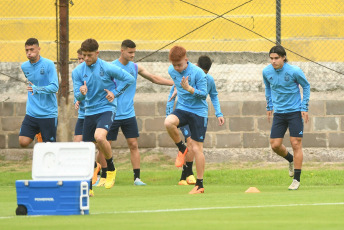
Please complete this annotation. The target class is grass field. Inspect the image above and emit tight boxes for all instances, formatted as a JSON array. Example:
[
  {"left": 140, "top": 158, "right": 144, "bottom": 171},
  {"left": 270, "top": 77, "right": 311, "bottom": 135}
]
[{"left": 0, "top": 153, "right": 344, "bottom": 230}]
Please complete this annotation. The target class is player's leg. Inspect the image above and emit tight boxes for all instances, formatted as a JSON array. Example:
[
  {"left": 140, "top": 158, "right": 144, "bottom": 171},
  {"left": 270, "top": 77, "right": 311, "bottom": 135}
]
[
  {"left": 178, "top": 125, "right": 195, "bottom": 185},
  {"left": 73, "top": 118, "right": 84, "bottom": 142},
  {"left": 187, "top": 113, "right": 207, "bottom": 194},
  {"left": 96, "top": 147, "right": 107, "bottom": 187},
  {"left": 38, "top": 117, "right": 58, "bottom": 142},
  {"left": 164, "top": 109, "right": 188, "bottom": 167},
  {"left": 121, "top": 117, "right": 146, "bottom": 185},
  {"left": 288, "top": 112, "right": 304, "bottom": 190},
  {"left": 19, "top": 115, "right": 39, "bottom": 147},
  {"left": 270, "top": 113, "right": 294, "bottom": 177}
]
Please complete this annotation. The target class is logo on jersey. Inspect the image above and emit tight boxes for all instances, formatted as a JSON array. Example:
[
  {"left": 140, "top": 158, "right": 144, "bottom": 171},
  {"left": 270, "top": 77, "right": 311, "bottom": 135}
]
[
  {"left": 40, "top": 67, "right": 45, "bottom": 75},
  {"left": 83, "top": 74, "right": 88, "bottom": 78},
  {"left": 100, "top": 67, "right": 104, "bottom": 76},
  {"left": 284, "top": 73, "right": 291, "bottom": 82}
]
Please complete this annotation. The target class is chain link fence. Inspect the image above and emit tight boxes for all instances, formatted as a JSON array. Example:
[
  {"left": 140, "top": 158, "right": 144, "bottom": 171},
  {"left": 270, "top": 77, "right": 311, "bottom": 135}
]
[{"left": 1, "top": 0, "right": 344, "bottom": 94}]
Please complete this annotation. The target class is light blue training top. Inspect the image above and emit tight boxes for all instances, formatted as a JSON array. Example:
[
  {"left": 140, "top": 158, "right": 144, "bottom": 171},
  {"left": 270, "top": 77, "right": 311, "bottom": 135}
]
[
  {"left": 72, "top": 58, "right": 135, "bottom": 116},
  {"left": 111, "top": 59, "right": 138, "bottom": 120},
  {"left": 167, "top": 62, "right": 208, "bottom": 118},
  {"left": 166, "top": 73, "right": 223, "bottom": 117},
  {"left": 21, "top": 56, "right": 59, "bottom": 118},
  {"left": 263, "top": 62, "right": 310, "bottom": 113}
]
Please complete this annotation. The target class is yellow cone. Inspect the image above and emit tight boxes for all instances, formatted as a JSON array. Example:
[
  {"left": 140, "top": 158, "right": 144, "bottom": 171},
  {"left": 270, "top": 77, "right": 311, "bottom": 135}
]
[{"left": 245, "top": 187, "right": 260, "bottom": 193}]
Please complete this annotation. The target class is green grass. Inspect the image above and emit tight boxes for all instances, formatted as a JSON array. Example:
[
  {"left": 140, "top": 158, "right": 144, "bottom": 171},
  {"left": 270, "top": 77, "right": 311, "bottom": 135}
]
[{"left": 0, "top": 155, "right": 344, "bottom": 230}]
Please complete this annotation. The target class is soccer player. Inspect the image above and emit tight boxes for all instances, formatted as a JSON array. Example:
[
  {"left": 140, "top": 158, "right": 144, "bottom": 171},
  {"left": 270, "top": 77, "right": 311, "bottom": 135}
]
[
  {"left": 101, "top": 39, "right": 174, "bottom": 186},
  {"left": 263, "top": 45, "right": 310, "bottom": 190},
  {"left": 164, "top": 46, "right": 208, "bottom": 194},
  {"left": 19, "top": 38, "right": 58, "bottom": 147},
  {"left": 72, "top": 38, "right": 135, "bottom": 194},
  {"left": 73, "top": 48, "right": 102, "bottom": 189},
  {"left": 166, "top": 55, "right": 225, "bottom": 186}
]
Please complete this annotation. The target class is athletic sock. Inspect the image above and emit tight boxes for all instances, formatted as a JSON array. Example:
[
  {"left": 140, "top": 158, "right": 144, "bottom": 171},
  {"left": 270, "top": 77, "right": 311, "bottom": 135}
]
[
  {"left": 196, "top": 179, "right": 203, "bottom": 189},
  {"left": 185, "top": 161, "right": 194, "bottom": 176},
  {"left": 101, "top": 167, "right": 107, "bottom": 178},
  {"left": 90, "top": 179, "right": 92, "bottom": 190},
  {"left": 94, "top": 161, "right": 97, "bottom": 168},
  {"left": 106, "top": 157, "right": 115, "bottom": 171},
  {"left": 284, "top": 152, "right": 294, "bottom": 163},
  {"left": 294, "top": 169, "right": 301, "bottom": 182},
  {"left": 133, "top": 168, "right": 140, "bottom": 180},
  {"left": 176, "top": 141, "right": 187, "bottom": 153},
  {"left": 180, "top": 165, "right": 187, "bottom": 180}
]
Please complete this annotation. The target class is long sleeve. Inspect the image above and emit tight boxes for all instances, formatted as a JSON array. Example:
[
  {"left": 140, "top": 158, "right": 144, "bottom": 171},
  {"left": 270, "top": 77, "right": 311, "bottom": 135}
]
[
  {"left": 32, "top": 62, "right": 58, "bottom": 94},
  {"left": 166, "top": 85, "right": 176, "bottom": 116},
  {"left": 107, "top": 67, "right": 135, "bottom": 98},
  {"left": 208, "top": 76, "right": 223, "bottom": 117},
  {"left": 193, "top": 71, "right": 207, "bottom": 99},
  {"left": 263, "top": 71, "right": 273, "bottom": 111},
  {"left": 72, "top": 70, "right": 86, "bottom": 102},
  {"left": 295, "top": 69, "right": 310, "bottom": 112}
]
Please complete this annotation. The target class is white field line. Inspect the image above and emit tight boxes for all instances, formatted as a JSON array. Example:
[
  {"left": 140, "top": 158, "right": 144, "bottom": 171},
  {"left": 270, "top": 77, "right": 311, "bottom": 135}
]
[{"left": 1, "top": 202, "right": 343, "bottom": 219}]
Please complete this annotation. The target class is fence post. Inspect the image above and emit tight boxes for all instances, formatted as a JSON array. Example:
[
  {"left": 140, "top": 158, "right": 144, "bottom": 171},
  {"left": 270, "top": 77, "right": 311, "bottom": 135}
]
[{"left": 276, "top": 0, "right": 281, "bottom": 45}]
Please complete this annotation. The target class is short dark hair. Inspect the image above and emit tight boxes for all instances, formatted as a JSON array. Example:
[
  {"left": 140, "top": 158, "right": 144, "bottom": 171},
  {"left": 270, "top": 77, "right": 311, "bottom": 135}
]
[
  {"left": 77, "top": 48, "right": 82, "bottom": 55},
  {"left": 121, "top": 39, "right": 136, "bottom": 49},
  {"left": 269, "top": 45, "right": 288, "bottom": 62},
  {"left": 25, "top": 38, "right": 39, "bottom": 47},
  {"left": 81, "top": 38, "right": 99, "bottom": 52},
  {"left": 197, "top": 55, "right": 212, "bottom": 72}
]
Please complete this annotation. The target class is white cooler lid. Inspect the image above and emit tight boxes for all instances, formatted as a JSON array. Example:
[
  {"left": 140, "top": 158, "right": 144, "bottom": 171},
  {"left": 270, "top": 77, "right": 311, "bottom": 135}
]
[{"left": 32, "top": 142, "right": 96, "bottom": 181}]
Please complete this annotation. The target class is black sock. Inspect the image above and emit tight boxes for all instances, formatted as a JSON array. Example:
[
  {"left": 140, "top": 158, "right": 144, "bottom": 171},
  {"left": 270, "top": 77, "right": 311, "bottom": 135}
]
[
  {"left": 284, "top": 152, "right": 294, "bottom": 163},
  {"left": 101, "top": 167, "right": 107, "bottom": 178},
  {"left": 94, "top": 161, "right": 97, "bottom": 168},
  {"left": 185, "top": 161, "right": 194, "bottom": 176},
  {"left": 180, "top": 165, "right": 187, "bottom": 180},
  {"left": 176, "top": 141, "right": 187, "bottom": 153},
  {"left": 133, "top": 169, "right": 140, "bottom": 180},
  {"left": 196, "top": 179, "right": 203, "bottom": 188},
  {"left": 294, "top": 169, "right": 301, "bottom": 182},
  {"left": 90, "top": 179, "right": 92, "bottom": 190},
  {"left": 106, "top": 157, "right": 115, "bottom": 171}
]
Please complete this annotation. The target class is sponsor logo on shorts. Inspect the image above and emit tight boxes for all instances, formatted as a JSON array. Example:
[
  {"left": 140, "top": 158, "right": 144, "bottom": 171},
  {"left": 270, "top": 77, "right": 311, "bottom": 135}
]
[{"left": 299, "top": 131, "right": 303, "bottom": 135}]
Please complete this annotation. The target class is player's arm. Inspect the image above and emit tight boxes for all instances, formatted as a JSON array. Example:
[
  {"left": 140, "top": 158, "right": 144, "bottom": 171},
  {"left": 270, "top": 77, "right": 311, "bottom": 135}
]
[
  {"left": 31, "top": 62, "right": 59, "bottom": 94},
  {"left": 138, "top": 64, "right": 174, "bottom": 86},
  {"left": 295, "top": 68, "right": 310, "bottom": 112},
  {"left": 188, "top": 70, "right": 207, "bottom": 99},
  {"left": 107, "top": 65, "right": 135, "bottom": 98},
  {"left": 263, "top": 70, "right": 273, "bottom": 111},
  {"left": 166, "top": 85, "right": 176, "bottom": 116},
  {"left": 263, "top": 70, "right": 273, "bottom": 123},
  {"left": 72, "top": 69, "right": 85, "bottom": 101},
  {"left": 208, "top": 78, "right": 225, "bottom": 125}
]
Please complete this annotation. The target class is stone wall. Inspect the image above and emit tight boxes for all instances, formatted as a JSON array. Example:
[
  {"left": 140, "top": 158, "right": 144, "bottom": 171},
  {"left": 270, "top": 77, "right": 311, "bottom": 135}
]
[{"left": 1, "top": 92, "right": 344, "bottom": 162}]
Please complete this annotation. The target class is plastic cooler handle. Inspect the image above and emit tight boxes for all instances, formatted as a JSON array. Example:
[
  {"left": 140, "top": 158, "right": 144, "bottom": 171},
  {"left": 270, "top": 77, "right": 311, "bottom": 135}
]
[{"left": 80, "top": 181, "right": 89, "bottom": 213}]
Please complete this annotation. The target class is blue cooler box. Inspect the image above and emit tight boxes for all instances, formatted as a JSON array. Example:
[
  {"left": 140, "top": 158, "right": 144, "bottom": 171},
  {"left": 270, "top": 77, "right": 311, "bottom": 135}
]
[
  {"left": 15, "top": 142, "right": 95, "bottom": 216},
  {"left": 16, "top": 180, "right": 90, "bottom": 215}
]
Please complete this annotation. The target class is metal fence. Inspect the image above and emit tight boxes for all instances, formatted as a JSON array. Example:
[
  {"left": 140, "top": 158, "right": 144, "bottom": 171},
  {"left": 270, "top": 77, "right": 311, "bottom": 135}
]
[{"left": 1, "top": 0, "right": 344, "bottom": 93}]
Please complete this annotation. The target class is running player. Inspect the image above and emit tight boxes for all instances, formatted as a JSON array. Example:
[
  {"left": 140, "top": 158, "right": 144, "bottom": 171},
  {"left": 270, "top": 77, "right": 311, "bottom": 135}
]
[
  {"left": 72, "top": 38, "right": 135, "bottom": 195},
  {"left": 19, "top": 38, "right": 58, "bottom": 147},
  {"left": 263, "top": 45, "right": 310, "bottom": 190},
  {"left": 98, "top": 39, "right": 174, "bottom": 186},
  {"left": 164, "top": 46, "right": 208, "bottom": 194},
  {"left": 166, "top": 55, "right": 225, "bottom": 186}
]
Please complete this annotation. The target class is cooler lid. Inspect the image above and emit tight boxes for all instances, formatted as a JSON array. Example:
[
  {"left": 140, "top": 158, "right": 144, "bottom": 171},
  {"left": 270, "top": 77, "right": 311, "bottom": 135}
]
[{"left": 32, "top": 142, "right": 96, "bottom": 181}]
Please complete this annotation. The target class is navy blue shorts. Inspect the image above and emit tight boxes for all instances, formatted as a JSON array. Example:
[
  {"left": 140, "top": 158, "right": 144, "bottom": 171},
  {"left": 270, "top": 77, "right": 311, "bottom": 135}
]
[
  {"left": 19, "top": 115, "right": 57, "bottom": 142},
  {"left": 270, "top": 111, "right": 304, "bottom": 138},
  {"left": 107, "top": 116, "right": 139, "bottom": 141},
  {"left": 180, "top": 125, "right": 191, "bottom": 142},
  {"left": 171, "top": 109, "right": 208, "bottom": 142},
  {"left": 82, "top": 111, "right": 115, "bottom": 142},
  {"left": 74, "top": 118, "right": 84, "bottom": 136}
]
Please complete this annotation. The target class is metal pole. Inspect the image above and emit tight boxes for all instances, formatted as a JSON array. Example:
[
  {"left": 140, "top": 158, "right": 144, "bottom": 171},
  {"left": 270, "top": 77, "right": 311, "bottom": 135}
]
[
  {"left": 58, "top": 0, "right": 69, "bottom": 103},
  {"left": 276, "top": 0, "right": 281, "bottom": 45}
]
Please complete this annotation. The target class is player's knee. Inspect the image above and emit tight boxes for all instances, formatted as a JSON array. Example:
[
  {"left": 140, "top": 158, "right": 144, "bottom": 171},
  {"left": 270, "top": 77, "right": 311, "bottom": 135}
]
[
  {"left": 290, "top": 139, "right": 302, "bottom": 150},
  {"left": 94, "top": 135, "right": 106, "bottom": 144},
  {"left": 19, "top": 137, "right": 31, "bottom": 148},
  {"left": 270, "top": 141, "right": 281, "bottom": 152}
]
